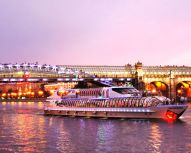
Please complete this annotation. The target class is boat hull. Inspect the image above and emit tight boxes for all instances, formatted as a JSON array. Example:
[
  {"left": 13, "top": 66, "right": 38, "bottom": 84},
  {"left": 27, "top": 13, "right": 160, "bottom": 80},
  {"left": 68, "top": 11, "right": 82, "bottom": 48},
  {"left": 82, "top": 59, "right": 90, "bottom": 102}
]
[{"left": 44, "top": 105, "right": 188, "bottom": 119}]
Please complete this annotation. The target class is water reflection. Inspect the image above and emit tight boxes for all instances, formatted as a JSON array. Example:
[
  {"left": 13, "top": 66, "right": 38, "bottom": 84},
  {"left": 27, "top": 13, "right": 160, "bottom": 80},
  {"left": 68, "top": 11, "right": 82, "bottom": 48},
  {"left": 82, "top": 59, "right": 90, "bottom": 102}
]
[
  {"left": 56, "top": 118, "right": 75, "bottom": 153},
  {"left": 0, "top": 102, "right": 191, "bottom": 153},
  {"left": 0, "top": 102, "right": 46, "bottom": 153},
  {"left": 149, "top": 123, "right": 162, "bottom": 152}
]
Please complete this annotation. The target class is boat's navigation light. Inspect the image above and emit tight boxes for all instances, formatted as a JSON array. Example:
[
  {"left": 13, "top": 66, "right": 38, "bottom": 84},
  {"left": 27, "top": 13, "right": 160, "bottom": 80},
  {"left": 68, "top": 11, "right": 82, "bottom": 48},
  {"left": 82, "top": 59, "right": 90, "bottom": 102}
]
[{"left": 165, "top": 111, "right": 177, "bottom": 120}]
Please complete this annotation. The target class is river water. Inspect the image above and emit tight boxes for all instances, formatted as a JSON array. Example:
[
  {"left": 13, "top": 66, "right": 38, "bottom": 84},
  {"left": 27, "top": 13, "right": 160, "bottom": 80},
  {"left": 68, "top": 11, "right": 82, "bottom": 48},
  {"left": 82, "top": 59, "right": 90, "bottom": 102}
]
[{"left": 0, "top": 102, "right": 191, "bottom": 153}]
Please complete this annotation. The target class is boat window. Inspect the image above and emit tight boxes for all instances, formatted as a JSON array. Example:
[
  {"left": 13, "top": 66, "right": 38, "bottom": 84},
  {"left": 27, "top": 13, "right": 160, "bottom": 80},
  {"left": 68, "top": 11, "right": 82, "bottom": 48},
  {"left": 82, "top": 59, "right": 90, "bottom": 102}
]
[{"left": 112, "top": 88, "right": 139, "bottom": 94}]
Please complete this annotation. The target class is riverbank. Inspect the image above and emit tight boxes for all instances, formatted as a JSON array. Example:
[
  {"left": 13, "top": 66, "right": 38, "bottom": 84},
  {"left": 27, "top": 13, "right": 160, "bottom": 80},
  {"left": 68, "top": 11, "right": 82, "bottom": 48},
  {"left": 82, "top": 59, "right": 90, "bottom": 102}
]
[{"left": 0, "top": 98, "right": 46, "bottom": 102}]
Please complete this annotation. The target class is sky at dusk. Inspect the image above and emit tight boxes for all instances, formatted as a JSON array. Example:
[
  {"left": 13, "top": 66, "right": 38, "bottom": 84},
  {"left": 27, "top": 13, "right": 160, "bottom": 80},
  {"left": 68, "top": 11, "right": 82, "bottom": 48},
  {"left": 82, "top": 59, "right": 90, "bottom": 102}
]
[{"left": 0, "top": 0, "right": 191, "bottom": 66}]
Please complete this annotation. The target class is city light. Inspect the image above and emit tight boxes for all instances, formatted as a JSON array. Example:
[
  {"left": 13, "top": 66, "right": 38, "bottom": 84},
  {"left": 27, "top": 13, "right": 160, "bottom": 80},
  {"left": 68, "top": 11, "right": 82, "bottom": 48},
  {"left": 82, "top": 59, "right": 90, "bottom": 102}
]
[
  {"left": 38, "top": 91, "right": 44, "bottom": 96},
  {"left": 152, "top": 89, "right": 156, "bottom": 93},
  {"left": 177, "top": 89, "right": 182, "bottom": 94},
  {"left": 2, "top": 93, "right": 6, "bottom": 97},
  {"left": 0, "top": 62, "right": 190, "bottom": 100}
]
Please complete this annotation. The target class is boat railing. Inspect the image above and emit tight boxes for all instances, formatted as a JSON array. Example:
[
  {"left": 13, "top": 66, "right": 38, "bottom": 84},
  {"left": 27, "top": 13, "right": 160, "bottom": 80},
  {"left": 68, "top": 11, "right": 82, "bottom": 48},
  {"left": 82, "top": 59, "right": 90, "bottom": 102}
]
[{"left": 54, "top": 96, "right": 167, "bottom": 108}]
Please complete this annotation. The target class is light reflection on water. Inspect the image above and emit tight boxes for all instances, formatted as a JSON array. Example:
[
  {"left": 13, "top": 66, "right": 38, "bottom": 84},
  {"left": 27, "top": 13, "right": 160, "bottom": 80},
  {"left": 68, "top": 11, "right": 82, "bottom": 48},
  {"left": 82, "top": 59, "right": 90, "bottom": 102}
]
[{"left": 0, "top": 102, "right": 191, "bottom": 153}]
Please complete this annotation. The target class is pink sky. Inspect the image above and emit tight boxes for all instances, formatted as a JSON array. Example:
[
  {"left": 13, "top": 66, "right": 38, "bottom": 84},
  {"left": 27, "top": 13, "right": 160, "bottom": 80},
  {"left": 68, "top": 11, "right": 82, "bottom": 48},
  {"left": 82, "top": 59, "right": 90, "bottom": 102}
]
[{"left": 0, "top": 0, "right": 191, "bottom": 66}]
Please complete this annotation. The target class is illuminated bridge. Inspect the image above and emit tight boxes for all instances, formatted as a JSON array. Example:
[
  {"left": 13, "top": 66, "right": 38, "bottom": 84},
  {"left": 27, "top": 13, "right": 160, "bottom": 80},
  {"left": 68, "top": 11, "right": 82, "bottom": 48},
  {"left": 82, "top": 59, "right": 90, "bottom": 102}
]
[
  {"left": 0, "top": 63, "right": 93, "bottom": 82},
  {"left": 61, "top": 63, "right": 191, "bottom": 99},
  {"left": 0, "top": 62, "right": 191, "bottom": 99}
]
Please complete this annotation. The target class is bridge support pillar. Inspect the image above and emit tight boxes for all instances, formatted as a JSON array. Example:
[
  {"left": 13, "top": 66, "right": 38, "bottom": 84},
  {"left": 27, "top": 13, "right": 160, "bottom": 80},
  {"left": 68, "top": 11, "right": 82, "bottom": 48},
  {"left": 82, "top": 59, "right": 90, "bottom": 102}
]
[
  {"left": 169, "top": 76, "right": 176, "bottom": 99},
  {"left": 135, "top": 62, "right": 143, "bottom": 90}
]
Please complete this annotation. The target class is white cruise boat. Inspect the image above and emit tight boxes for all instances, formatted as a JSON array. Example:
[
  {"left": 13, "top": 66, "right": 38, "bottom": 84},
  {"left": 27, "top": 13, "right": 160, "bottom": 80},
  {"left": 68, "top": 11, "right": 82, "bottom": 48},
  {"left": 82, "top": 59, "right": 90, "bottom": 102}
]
[{"left": 44, "top": 86, "right": 188, "bottom": 120}]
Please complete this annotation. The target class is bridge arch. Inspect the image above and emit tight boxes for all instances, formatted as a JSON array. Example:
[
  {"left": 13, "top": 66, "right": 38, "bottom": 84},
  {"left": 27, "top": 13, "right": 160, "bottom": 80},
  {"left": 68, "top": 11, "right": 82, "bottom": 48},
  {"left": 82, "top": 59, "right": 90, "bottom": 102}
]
[
  {"left": 176, "top": 81, "right": 191, "bottom": 99},
  {"left": 145, "top": 81, "right": 168, "bottom": 97}
]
